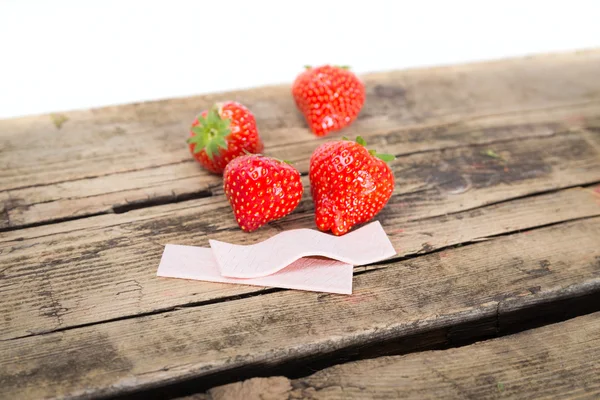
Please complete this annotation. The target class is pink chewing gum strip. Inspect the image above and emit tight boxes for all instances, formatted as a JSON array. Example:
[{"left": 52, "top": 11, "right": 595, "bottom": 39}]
[
  {"left": 156, "top": 244, "right": 353, "bottom": 294},
  {"left": 210, "top": 221, "right": 396, "bottom": 279}
]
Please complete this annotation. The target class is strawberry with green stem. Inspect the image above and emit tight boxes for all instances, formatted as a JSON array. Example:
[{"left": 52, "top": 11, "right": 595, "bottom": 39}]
[
  {"left": 187, "top": 101, "right": 264, "bottom": 174},
  {"left": 310, "top": 136, "right": 395, "bottom": 235}
]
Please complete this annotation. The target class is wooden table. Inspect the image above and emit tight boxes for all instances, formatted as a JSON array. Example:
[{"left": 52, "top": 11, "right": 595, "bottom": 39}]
[{"left": 1, "top": 50, "right": 600, "bottom": 399}]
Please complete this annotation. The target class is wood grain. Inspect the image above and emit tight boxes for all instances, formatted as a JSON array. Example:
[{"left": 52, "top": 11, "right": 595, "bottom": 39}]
[
  {"left": 1, "top": 218, "right": 599, "bottom": 399},
  {"left": 205, "top": 312, "right": 600, "bottom": 400},
  {"left": 1, "top": 131, "right": 599, "bottom": 341},
  {"left": 2, "top": 51, "right": 600, "bottom": 228}
]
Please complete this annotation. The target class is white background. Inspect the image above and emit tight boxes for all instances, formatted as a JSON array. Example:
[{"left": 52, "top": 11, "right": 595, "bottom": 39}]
[{"left": 1, "top": 0, "right": 599, "bottom": 119}]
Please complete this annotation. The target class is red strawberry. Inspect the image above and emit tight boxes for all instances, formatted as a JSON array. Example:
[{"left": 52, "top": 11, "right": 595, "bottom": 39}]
[
  {"left": 309, "top": 137, "right": 395, "bottom": 236},
  {"left": 292, "top": 65, "right": 366, "bottom": 137},
  {"left": 224, "top": 154, "right": 304, "bottom": 232},
  {"left": 188, "top": 101, "right": 264, "bottom": 174}
]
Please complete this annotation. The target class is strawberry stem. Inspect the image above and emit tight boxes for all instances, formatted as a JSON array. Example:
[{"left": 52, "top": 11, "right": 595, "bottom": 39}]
[
  {"left": 374, "top": 153, "right": 396, "bottom": 162},
  {"left": 272, "top": 155, "right": 293, "bottom": 165},
  {"left": 355, "top": 136, "right": 395, "bottom": 163},
  {"left": 187, "top": 104, "right": 232, "bottom": 160}
]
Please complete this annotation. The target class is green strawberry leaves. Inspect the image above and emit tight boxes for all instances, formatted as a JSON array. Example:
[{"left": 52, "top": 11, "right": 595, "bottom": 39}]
[
  {"left": 187, "top": 105, "right": 231, "bottom": 160},
  {"left": 348, "top": 136, "right": 396, "bottom": 163},
  {"left": 370, "top": 151, "right": 395, "bottom": 162}
]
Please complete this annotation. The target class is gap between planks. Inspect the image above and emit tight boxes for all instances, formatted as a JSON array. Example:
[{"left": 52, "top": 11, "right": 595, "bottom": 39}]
[{"left": 193, "top": 311, "right": 600, "bottom": 400}]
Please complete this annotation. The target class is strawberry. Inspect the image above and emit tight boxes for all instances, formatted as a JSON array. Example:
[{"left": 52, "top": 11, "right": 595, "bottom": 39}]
[
  {"left": 224, "top": 154, "right": 304, "bottom": 232},
  {"left": 292, "top": 65, "right": 366, "bottom": 137},
  {"left": 309, "top": 137, "right": 395, "bottom": 236},
  {"left": 187, "top": 101, "right": 264, "bottom": 174}
]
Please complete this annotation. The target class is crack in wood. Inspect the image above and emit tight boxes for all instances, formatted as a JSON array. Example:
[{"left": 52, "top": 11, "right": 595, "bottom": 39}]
[
  {"left": 108, "top": 284, "right": 600, "bottom": 399},
  {"left": 389, "top": 129, "right": 574, "bottom": 159},
  {"left": 0, "top": 188, "right": 215, "bottom": 233},
  {"left": 0, "top": 287, "right": 285, "bottom": 342},
  {"left": 112, "top": 188, "right": 214, "bottom": 214},
  {"left": 401, "top": 179, "right": 600, "bottom": 225},
  {"left": 0, "top": 158, "right": 195, "bottom": 193},
  {"left": 0, "top": 210, "right": 110, "bottom": 233}
]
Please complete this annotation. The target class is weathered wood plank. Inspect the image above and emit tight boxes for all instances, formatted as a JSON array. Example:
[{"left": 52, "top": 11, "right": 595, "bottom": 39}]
[
  {"left": 1, "top": 218, "right": 599, "bottom": 399},
  {"left": 1, "top": 131, "right": 599, "bottom": 341},
  {"left": 205, "top": 312, "right": 600, "bottom": 400},
  {"left": 3, "top": 113, "right": 600, "bottom": 229},
  {"left": 2, "top": 51, "right": 600, "bottom": 228},
  {"left": 7, "top": 102, "right": 600, "bottom": 228}
]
